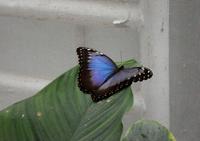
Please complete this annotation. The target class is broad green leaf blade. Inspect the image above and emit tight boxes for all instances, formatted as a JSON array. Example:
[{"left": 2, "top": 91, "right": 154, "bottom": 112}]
[
  {"left": 122, "top": 120, "right": 176, "bottom": 141},
  {"left": 0, "top": 59, "right": 137, "bottom": 141}
]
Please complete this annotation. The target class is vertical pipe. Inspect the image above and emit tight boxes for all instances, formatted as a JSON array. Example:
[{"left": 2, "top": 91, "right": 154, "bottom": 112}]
[{"left": 140, "top": 0, "right": 169, "bottom": 127}]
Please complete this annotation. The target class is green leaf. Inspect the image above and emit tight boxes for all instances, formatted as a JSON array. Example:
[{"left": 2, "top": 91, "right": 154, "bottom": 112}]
[
  {"left": 122, "top": 120, "right": 176, "bottom": 141},
  {"left": 0, "top": 59, "right": 138, "bottom": 141}
]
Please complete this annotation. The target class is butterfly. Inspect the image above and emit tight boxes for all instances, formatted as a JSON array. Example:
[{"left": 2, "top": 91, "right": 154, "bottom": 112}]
[{"left": 76, "top": 47, "right": 153, "bottom": 102}]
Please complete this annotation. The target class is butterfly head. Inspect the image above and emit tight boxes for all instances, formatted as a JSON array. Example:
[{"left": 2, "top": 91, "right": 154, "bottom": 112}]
[{"left": 118, "top": 65, "right": 124, "bottom": 70}]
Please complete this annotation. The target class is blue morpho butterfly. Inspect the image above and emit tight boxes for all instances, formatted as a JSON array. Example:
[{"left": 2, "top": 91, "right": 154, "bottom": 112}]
[{"left": 77, "top": 47, "right": 153, "bottom": 102}]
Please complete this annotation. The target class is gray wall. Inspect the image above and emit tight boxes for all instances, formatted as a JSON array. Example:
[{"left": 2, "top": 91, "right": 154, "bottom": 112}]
[{"left": 170, "top": 0, "right": 200, "bottom": 141}]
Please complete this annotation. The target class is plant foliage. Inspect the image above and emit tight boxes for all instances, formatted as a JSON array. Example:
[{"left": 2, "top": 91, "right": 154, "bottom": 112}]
[
  {"left": 0, "top": 60, "right": 136, "bottom": 141},
  {"left": 122, "top": 120, "right": 176, "bottom": 141}
]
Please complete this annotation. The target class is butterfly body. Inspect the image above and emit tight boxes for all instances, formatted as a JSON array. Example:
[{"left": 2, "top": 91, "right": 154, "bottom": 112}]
[{"left": 77, "top": 47, "right": 153, "bottom": 102}]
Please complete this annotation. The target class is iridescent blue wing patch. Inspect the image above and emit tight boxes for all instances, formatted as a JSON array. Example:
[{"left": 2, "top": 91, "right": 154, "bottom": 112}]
[
  {"left": 77, "top": 47, "right": 117, "bottom": 94},
  {"left": 76, "top": 47, "right": 153, "bottom": 102},
  {"left": 91, "top": 67, "right": 153, "bottom": 102}
]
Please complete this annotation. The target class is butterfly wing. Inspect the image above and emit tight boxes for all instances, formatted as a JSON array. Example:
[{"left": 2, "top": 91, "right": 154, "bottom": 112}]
[
  {"left": 77, "top": 47, "right": 118, "bottom": 94},
  {"left": 91, "top": 67, "right": 153, "bottom": 102}
]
